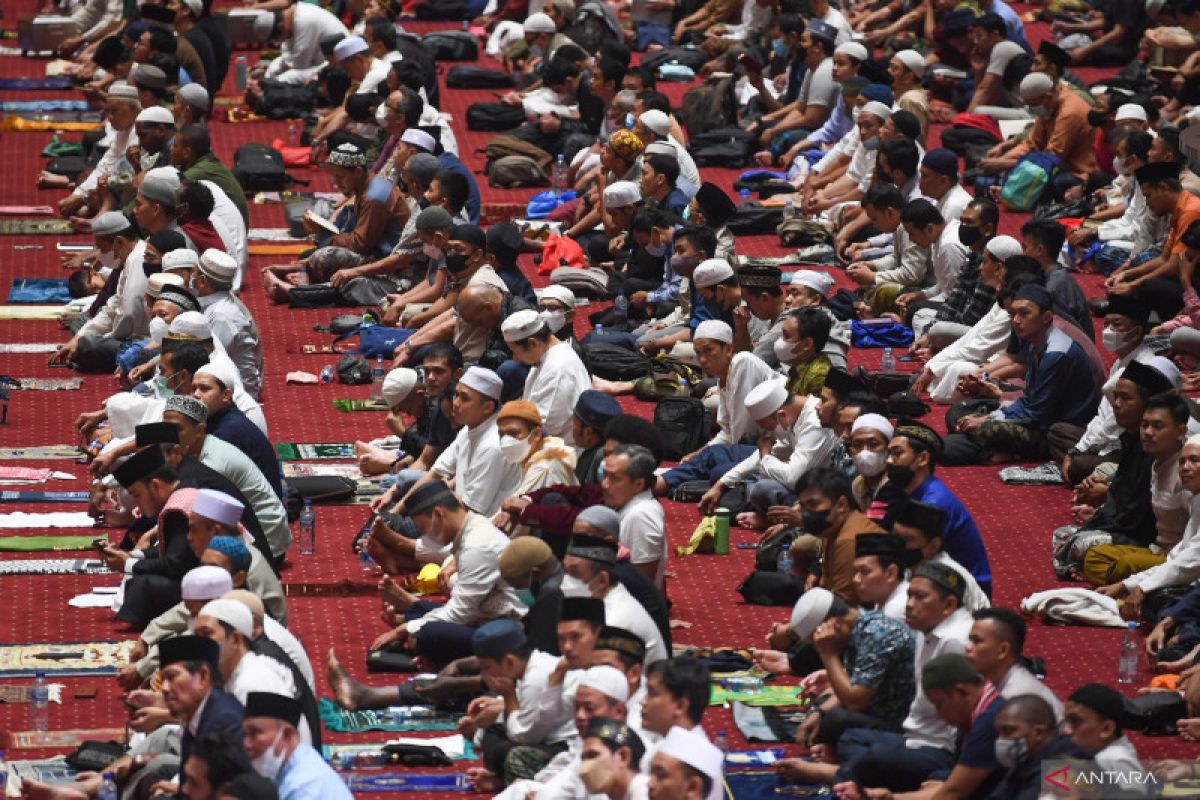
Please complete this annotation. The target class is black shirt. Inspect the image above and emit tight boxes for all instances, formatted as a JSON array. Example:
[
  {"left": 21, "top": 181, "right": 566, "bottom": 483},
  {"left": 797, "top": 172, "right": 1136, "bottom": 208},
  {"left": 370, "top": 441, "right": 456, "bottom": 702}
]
[
  {"left": 1084, "top": 432, "right": 1157, "bottom": 546},
  {"left": 195, "top": 15, "right": 230, "bottom": 92}
]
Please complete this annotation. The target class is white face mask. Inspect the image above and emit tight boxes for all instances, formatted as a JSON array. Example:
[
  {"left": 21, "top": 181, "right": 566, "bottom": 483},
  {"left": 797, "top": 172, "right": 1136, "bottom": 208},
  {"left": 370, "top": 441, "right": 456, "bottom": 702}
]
[
  {"left": 499, "top": 434, "right": 532, "bottom": 465},
  {"left": 560, "top": 573, "right": 593, "bottom": 598},
  {"left": 540, "top": 309, "right": 568, "bottom": 333},
  {"left": 993, "top": 736, "right": 1027, "bottom": 769},
  {"left": 774, "top": 337, "right": 801, "bottom": 365},
  {"left": 1101, "top": 325, "right": 1133, "bottom": 352},
  {"left": 853, "top": 449, "right": 887, "bottom": 477},
  {"left": 148, "top": 317, "right": 168, "bottom": 346},
  {"left": 422, "top": 243, "right": 444, "bottom": 262},
  {"left": 139, "top": 150, "right": 159, "bottom": 171},
  {"left": 251, "top": 728, "right": 288, "bottom": 780},
  {"left": 375, "top": 103, "right": 389, "bottom": 126}
]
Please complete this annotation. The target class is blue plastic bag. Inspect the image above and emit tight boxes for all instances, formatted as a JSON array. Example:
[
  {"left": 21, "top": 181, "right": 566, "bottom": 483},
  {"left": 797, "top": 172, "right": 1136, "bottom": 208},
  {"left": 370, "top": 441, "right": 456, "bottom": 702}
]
[
  {"left": 850, "top": 320, "right": 914, "bottom": 348},
  {"left": 526, "top": 190, "right": 576, "bottom": 219}
]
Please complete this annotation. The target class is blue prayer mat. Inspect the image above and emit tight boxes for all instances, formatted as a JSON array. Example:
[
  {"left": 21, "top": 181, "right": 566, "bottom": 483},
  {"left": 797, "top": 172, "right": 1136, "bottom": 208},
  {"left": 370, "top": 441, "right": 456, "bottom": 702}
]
[{"left": 8, "top": 278, "right": 70, "bottom": 304}]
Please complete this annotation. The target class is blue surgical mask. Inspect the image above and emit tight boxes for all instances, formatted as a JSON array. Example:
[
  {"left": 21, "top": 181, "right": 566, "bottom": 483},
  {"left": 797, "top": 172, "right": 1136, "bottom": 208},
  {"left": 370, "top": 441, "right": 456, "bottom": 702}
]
[
  {"left": 515, "top": 588, "right": 536, "bottom": 607},
  {"left": 596, "top": 460, "right": 605, "bottom": 481},
  {"left": 863, "top": 136, "right": 880, "bottom": 151},
  {"left": 645, "top": 241, "right": 667, "bottom": 258},
  {"left": 625, "top": 113, "right": 635, "bottom": 128},
  {"left": 772, "top": 39, "right": 789, "bottom": 58}
]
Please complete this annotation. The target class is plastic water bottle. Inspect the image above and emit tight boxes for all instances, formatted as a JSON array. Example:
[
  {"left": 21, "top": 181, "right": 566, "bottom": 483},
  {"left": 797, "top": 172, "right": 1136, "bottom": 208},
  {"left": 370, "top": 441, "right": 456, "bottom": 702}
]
[
  {"left": 881, "top": 346, "right": 895, "bottom": 372},
  {"left": 279, "top": 463, "right": 289, "bottom": 512},
  {"left": 287, "top": 122, "right": 298, "bottom": 146},
  {"left": 595, "top": 323, "right": 605, "bottom": 338},
  {"left": 738, "top": 187, "right": 751, "bottom": 201},
  {"left": 371, "top": 355, "right": 385, "bottom": 402},
  {"left": 677, "top": 377, "right": 689, "bottom": 397},
  {"left": 235, "top": 56, "right": 248, "bottom": 91},
  {"left": 299, "top": 499, "right": 315, "bottom": 555},
  {"left": 784, "top": 199, "right": 796, "bottom": 221},
  {"left": 714, "top": 730, "right": 729, "bottom": 754},
  {"left": 30, "top": 670, "right": 48, "bottom": 735},
  {"left": 777, "top": 547, "right": 793, "bottom": 574},
  {"left": 97, "top": 772, "right": 118, "bottom": 800},
  {"left": 319, "top": 364, "right": 335, "bottom": 383},
  {"left": 1118, "top": 621, "right": 1139, "bottom": 684},
  {"left": 613, "top": 290, "right": 628, "bottom": 324},
  {"left": 552, "top": 154, "right": 568, "bottom": 195}
]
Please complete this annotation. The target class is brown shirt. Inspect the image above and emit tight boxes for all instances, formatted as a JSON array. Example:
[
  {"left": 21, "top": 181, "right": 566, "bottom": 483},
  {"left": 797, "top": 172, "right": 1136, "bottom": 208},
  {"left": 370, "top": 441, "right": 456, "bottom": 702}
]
[
  {"left": 1008, "top": 84, "right": 1096, "bottom": 179},
  {"left": 175, "top": 37, "right": 208, "bottom": 89},
  {"left": 820, "top": 510, "right": 886, "bottom": 604},
  {"left": 330, "top": 179, "right": 412, "bottom": 258}
]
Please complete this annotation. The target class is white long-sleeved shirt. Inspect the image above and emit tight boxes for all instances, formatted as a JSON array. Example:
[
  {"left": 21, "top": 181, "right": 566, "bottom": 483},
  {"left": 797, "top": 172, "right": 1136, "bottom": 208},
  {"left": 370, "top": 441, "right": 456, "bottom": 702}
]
[
  {"left": 926, "top": 303, "right": 1013, "bottom": 402},
  {"left": 903, "top": 607, "right": 973, "bottom": 752},
  {"left": 1125, "top": 493, "right": 1200, "bottom": 594},
  {"left": 201, "top": 180, "right": 248, "bottom": 283},
  {"left": 604, "top": 583, "right": 668, "bottom": 666},
  {"left": 711, "top": 352, "right": 782, "bottom": 447},
  {"left": 505, "top": 649, "right": 577, "bottom": 745},
  {"left": 523, "top": 340, "right": 591, "bottom": 446},
  {"left": 721, "top": 398, "right": 838, "bottom": 489},
  {"left": 74, "top": 122, "right": 137, "bottom": 198},
  {"left": 1072, "top": 343, "right": 1151, "bottom": 457},
  {"left": 78, "top": 241, "right": 148, "bottom": 341},
  {"left": 873, "top": 223, "right": 931, "bottom": 288},
  {"left": 71, "top": 0, "right": 123, "bottom": 41},
  {"left": 720, "top": 0, "right": 774, "bottom": 40},
  {"left": 412, "top": 512, "right": 524, "bottom": 629},
  {"left": 924, "top": 220, "right": 969, "bottom": 304},
  {"left": 198, "top": 291, "right": 263, "bottom": 401},
  {"left": 265, "top": 3, "right": 349, "bottom": 82},
  {"left": 432, "top": 414, "right": 523, "bottom": 517},
  {"left": 936, "top": 184, "right": 973, "bottom": 223}
]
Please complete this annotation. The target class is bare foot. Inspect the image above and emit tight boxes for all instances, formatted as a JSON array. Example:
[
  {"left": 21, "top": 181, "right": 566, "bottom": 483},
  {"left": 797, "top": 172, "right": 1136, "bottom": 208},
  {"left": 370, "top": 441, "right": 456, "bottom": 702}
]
[
  {"left": 22, "top": 780, "right": 89, "bottom": 800},
  {"left": 774, "top": 757, "right": 837, "bottom": 785},
  {"left": 37, "top": 172, "right": 70, "bottom": 189},
  {"left": 1179, "top": 718, "right": 1200, "bottom": 741},
  {"left": 591, "top": 376, "right": 634, "bottom": 395},
  {"left": 355, "top": 440, "right": 395, "bottom": 476},
  {"left": 326, "top": 648, "right": 367, "bottom": 711},
  {"left": 379, "top": 575, "right": 417, "bottom": 612},
  {"left": 466, "top": 767, "right": 503, "bottom": 793},
  {"left": 285, "top": 271, "right": 310, "bottom": 287},
  {"left": 262, "top": 271, "right": 293, "bottom": 304},
  {"left": 736, "top": 511, "right": 766, "bottom": 530}
]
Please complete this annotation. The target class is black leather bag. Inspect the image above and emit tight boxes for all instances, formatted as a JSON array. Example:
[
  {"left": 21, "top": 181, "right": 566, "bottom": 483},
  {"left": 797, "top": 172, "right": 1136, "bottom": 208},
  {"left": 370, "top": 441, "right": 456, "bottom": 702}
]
[
  {"left": 336, "top": 354, "right": 372, "bottom": 385},
  {"left": 287, "top": 283, "right": 344, "bottom": 308},
  {"left": 382, "top": 742, "right": 454, "bottom": 767},
  {"left": 65, "top": 740, "right": 125, "bottom": 772},
  {"left": 284, "top": 475, "right": 357, "bottom": 518}
]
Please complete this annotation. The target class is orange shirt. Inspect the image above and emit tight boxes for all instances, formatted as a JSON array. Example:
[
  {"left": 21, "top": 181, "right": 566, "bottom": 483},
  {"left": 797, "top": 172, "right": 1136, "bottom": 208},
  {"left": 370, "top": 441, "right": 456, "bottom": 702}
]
[
  {"left": 1009, "top": 85, "right": 1097, "bottom": 179},
  {"left": 1164, "top": 190, "right": 1200, "bottom": 257}
]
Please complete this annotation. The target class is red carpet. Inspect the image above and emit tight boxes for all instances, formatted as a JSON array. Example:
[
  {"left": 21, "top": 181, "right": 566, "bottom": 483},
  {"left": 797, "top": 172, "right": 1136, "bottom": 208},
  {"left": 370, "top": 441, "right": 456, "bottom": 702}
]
[{"left": 0, "top": 1, "right": 1195, "bottom": 797}]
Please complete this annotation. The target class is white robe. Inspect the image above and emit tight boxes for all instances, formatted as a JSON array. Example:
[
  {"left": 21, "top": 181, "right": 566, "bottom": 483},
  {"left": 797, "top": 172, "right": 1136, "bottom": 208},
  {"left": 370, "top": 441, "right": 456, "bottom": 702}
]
[
  {"left": 524, "top": 340, "right": 591, "bottom": 446},
  {"left": 925, "top": 303, "right": 1012, "bottom": 403},
  {"left": 431, "top": 415, "right": 523, "bottom": 517}
]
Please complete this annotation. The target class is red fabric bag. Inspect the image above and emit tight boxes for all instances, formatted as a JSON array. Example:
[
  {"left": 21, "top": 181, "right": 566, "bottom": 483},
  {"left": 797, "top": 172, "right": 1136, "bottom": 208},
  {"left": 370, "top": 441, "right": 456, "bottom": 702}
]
[{"left": 539, "top": 233, "right": 585, "bottom": 275}]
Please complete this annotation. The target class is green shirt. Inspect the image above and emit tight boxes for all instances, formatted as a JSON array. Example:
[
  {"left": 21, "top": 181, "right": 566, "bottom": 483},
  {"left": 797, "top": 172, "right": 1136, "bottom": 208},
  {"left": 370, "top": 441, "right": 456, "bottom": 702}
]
[
  {"left": 786, "top": 354, "right": 832, "bottom": 398},
  {"left": 184, "top": 152, "right": 249, "bottom": 228}
]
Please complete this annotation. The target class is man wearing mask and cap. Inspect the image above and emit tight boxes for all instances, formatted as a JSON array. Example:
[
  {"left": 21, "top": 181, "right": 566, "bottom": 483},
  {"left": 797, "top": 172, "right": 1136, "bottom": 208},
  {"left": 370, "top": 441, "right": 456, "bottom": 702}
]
[
  {"left": 783, "top": 270, "right": 850, "bottom": 370},
  {"left": 748, "top": 17, "right": 839, "bottom": 146},
  {"left": 56, "top": 212, "right": 148, "bottom": 373},
  {"left": 848, "top": 413, "right": 895, "bottom": 514},
  {"left": 60, "top": 81, "right": 141, "bottom": 219},
  {"left": 190, "top": 249, "right": 262, "bottom": 399},
  {"left": 535, "top": 285, "right": 578, "bottom": 344},
  {"left": 980, "top": 73, "right": 1096, "bottom": 181},
  {"left": 492, "top": 401, "right": 577, "bottom": 512},
  {"left": 892, "top": 500, "right": 991, "bottom": 612},
  {"left": 577, "top": 717, "right": 648, "bottom": 800},
  {"left": 502, "top": 309, "right": 590, "bottom": 446},
  {"left": 942, "top": 283, "right": 1101, "bottom": 466},
  {"left": 243, "top": 692, "right": 350, "bottom": 799},
  {"left": 309, "top": 35, "right": 390, "bottom": 144},
  {"left": 379, "top": 200, "right": 454, "bottom": 328},
  {"left": 649, "top": 726, "right": 725, "bottom": 800},
  {"left": 260, "top": 2, "right": 348, "bottom": 86}
]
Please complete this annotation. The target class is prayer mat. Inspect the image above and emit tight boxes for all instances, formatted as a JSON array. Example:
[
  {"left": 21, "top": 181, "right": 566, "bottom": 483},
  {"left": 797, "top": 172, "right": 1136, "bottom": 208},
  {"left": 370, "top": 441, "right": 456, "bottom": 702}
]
[
  {"left": 0, "top": 220, "right": 74, "bottom": 236},
  {"left": 342, "top": 773, "right": 470, "bottom": 792},
  {"left": 722, "top": 771, "right": 801, "bottom": 800},
  {"left": 0, "top": 512, "right": 97, "bottom": 529},
  {"left": 252, "top": 192, "right": 342, "bottom": 206},
  {"left": 8, "top": 756, "right": 77, "bottom": 786},
  {"left": 0, "top": 640, "right": 134, "bottom": 677},
  {"left": 0, "top": 492, "right": 90, "bottom": 503},
  {"left": 0, "top": 536, "right": 100, "bottom": 552},
  {"left": 0, "top": 100, "right": 89, "bottom": 112},
  {"left": 7, "top": 377, "right": 82, "bottom": 390},
  {"left": 0, "top": 205, "right": 56, "bottom": 215},
  {"left": 318, "top": 698, "right": 459, "bottom": 732},
  {"left": 710, "top": 685, "right": 804, "bottom": 707},
  {"left": 0, "top": 445, "right": 81, "bottom": 460},
  {"left": 248, "top": 242, "right": 311, "bottom": 256},
  {"left": 0, "top": 117, "right": 100, "bottom": 133},
  {"left": 289, "top": 342, "right": 356, "bottom": 355},
  {"left": 8, "top": 279, "right": 70, "bottom": 304},
  {"left": 0, "top": 343, "right": 59, "bottom": 353},
  {"left": 284, "top": 463, "right": 363, "bottom": 478},
  {"left": 0, "top": 558, "right": 107, "bottom": 575},
  {"left": 725, "top": 749, "right": 786, "bottom": 769},
  {"left": 0, "top": 683, "right": 64, "bottom": 703},
  {"left": 276, "top": 443, "right": 357, "bottom": 461},
  {"left": 731, "top": 702, "right": 810, "bottom": 743},
  {"left": 0, "top": 467, "right": 54, "bottom": 482},
  {"left": 248, "top": 227, "right": 306, "bottom": 240},
  {"left": 323, "top": 736, "right": 478, "bottom": 762},
  {"left": 0, "top": 77, "right": 73, "bottom": 90},
  {"left": 743, "top": 254, "right": 833, "bottom": 268},
  {"left": 333, "top": 398, "right": 389, "bottom": 412},
  {"left": 0, "top": 306, "right": 64, "bottom": 320},
  {"left": 8, "top": 728, "right": 126, "bottom": 749}
]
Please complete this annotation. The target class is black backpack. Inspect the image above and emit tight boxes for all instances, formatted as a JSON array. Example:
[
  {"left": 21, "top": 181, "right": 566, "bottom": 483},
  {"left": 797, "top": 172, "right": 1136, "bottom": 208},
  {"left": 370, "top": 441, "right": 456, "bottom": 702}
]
[
  {"left": 583, "top": 342, "right": 650, "bottom": 380},
  {"left": 466, "top": 102, "right": 526, "bottom": 131},
  {"left": 253, "top": 80, "right": 317, "bottom": 119},
  {"left": 727, "top": 202, "right": 783, "bottom": 235},
  {"left": 640, "top": 46, "right": 710, "bottom": 73},
  {"left": 232, "top": 143, "right": 290, "bottom": 191},
  {"left": 446, "top": 65, "right": 514, "bottom": 89},
  {"left": 653, "top": 396, "right": 710, "bottom": 461},
  {"left": 412, "top": 0, "right": 467, "bottom": 19},
  {"left": 563, "top": 0, "right": 622, "bottom": 53},
  {"left": 688, "top": 127, "right": 757, "bottom": 167},
  {"left": 422, "top": 31, "right": 478, "bottom": 61},
  {"left": 678, "top": 77, "right": 737, "bottom": 138}
]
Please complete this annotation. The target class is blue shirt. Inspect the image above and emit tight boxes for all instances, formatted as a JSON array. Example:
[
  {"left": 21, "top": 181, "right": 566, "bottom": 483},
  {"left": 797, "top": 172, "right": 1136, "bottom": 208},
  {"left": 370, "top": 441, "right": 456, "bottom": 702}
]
[
  {"left": 686, "top": 281, "right": 715, "bottom": 330},
  {"left": 911, "top": 475, "right": 992, "bottom": 594},
  {"left": 996, "top": 326, "right": 1099, "bottom": 429},
  {"left": 276, "top": 742, "right": 353, "bottom": 800},
  {"left": 436, "top": 152, "right": 481, "bottom": 224},
  {"left": 808, "top": 96, "right": 855, "bottom": 148},
  {"left": 206, "top": 405, "right": 283, "bottom": 499},
  {"left": 991, "top": 0, "right": 1032, "bottom": 52}
]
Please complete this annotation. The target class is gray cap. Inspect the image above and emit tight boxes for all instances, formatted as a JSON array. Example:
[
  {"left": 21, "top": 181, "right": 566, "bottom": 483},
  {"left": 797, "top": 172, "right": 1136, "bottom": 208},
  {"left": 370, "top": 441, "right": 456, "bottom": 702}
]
[
  {"left": 178, "top": 83, "right": 210, "bottom": 111},
  {"left": 415, "top": 205, "right": 453, "bottom": 232},
  {"left": 107, "top": 81, "right": 140, "bottom": 102},
  {"left": 92, "top": 211, "right": 132, "bottom": 237},
  {"left": 138, "top": 166, "right": 181, "bottom": 207},
  {"left": 406, "top": 152, "right": 441, "bottom": 184},
  {"left": 131, "top": 62, "right": 167, "bottom": 90},
  {"left": 576, "top": 505, "right": 620, "bottom": 538}
]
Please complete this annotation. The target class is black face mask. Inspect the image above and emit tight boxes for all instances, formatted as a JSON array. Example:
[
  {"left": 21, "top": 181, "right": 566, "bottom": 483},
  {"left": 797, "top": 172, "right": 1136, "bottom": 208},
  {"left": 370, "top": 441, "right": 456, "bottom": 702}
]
[
  {"left": 886, "top": 464, "right": 915, "bottom": 488},
  {"left": 417, "top": 197, "right": 432, "bottom": 210},
  {"left": 1087, "top": 110, "right": 1108, "bottom": 128},
  {"left": 794, "top": 46, "right": 808, "bottom": 62},
  {"left": 142, "top": 260, "right": 162, "bottom": 277},
  {"left": 444, "top": 252, "right": 471, "bottom": 273},
  {"left": 802, "top": 508, "right": 832, "bottom": 534},
  {"left": 958, "top": 224, "right": 983, "bottom": 248},
  {"left": 902, "top": 547, "right": 924, "bottom": 568}
]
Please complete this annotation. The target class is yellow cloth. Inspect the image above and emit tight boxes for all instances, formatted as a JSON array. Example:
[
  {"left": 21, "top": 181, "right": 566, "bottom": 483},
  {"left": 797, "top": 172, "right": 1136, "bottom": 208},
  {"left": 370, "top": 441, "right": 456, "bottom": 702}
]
[
  {"left": 0, "top": 117, "right": 100, "bottom": 132},
  {"left": 413, "top": 563, "right": 442, "bottom": 595},
  {"left": 785, "top": 355, "right": 831, "bottom": 397},
  {"left": 516, "top": 436, "right": 578, "bottom": 495},
  {"left": 248, "top": 243, "right": 311, "bottom": 256},
  {"left": 1081, "top": 545, "right": 1167, "bottom": 586},
  {"left": 676, "top": 516, "right": 716, "bottom": 556}
]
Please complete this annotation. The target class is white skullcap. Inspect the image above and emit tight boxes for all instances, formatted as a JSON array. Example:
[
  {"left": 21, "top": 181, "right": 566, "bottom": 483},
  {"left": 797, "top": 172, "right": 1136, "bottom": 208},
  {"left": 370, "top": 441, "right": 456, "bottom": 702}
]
[
  {"left": 180, "top": 0, "right": 202, "bottom": 16},
  {"left": 250, "top": 9, "right": 275, "bottom": 38},
  {"left": 193, "top": 488, "right": 244, "bottom": 527},
  {"left": 1115, "top": 103, "right": 1148, "bottom": 122},
  {"left": 501, "top": 308, "right": 546, "bottom": 343},
  {"left": 382, "top": 367, "right": 419, "bottom": 407},
  {"left": 851, "top": 413, "right": 895, "bottom": 440},
  {"left": 178, "top": 83, "right": 210, "bottom": 111},
  {"left": 107, "top": 81, "right": 140, "bottom": 102},
  {"left": 460, "top": 366, "right": 503, "bottom": 401},
  {"left": 1144, "top": 355, "right": 1182, "bottom": 389},
  {"left": 862, "top": 101, "right": 892, "bottom": 121},
  {"left": 790, "top": 587, "right": 835, "bottom": 640},
  {"left": 639, "top": 109, "right": 670, "bottom": 137},
  {"left": 197, "top": 249, "right": 237, "bottom": 283},
  {"left": 162, "top": 249, "right": 199, "bottom": 272},
  {"left": 538, "top": 285, "right": 575, "bottom": 307},
  {"left": 657, "top": 727, "right": 725, "bottom": 789},
  {"left": 644, "top": 141, "right": 675, "bottom": 159},
  {"left": 523, "top": 12, "right": 556, "bottom": 33},
  {"left": 400, "top": 128, "right": 436, "bottom": 153},
  {"left": 693, "top": 258, "right": 735, "bottom": 289},
  {"left": 136, "top": 106, "right": 175, "bottom": 125},
  {"left": 578, "top": 665, "right": 629, "bottom": 702},
  {"left": 984, "top": 235, "right": 1023, "bottom": 262},
  {"left": 146, "top": 272, "right": 185, "bottom": 298},
  {"left": 333, "top": 35, "right": 369, "bottom": 61},
  {"left": 181, "top": 565, "right": 233, "bottom": 601},
  {"left": 91, "top": 211, "right": 132, "bottom": 237},
  {"left": 893, "top": 49, "right": 926, "bottom": 78},
  {"left": 791, "top": 270, "right": 835, "bottom": 298},
  {"left": 1019, "top": 72, "right": 1056, "bottom": 103},
  {"left": 835, "top": 41, "right": 868, "bottom": 61},
  {"left": 602, "top": 181, "right": 641, "bottom": 209},
  {"left": 169, "top": 310, "right": 212, "bottom": 339},
  {"left": 195, "top": 360, "right": 237, "bottom": 390},
  {"left": 745, "top": 380, "right": 788, "bottom": 419},
  {"left": 199, "top": 598, "right": 254, "bottom": 639},
  {"left": 693, "top": 320, "right": 733, "bottom": 344}
]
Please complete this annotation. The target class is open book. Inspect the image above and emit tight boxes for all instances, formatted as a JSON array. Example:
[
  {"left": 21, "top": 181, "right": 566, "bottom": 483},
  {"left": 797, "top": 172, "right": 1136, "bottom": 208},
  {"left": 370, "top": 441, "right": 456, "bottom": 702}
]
[{"left": 304, "top": 208, "right": 340, "bottom": 235}]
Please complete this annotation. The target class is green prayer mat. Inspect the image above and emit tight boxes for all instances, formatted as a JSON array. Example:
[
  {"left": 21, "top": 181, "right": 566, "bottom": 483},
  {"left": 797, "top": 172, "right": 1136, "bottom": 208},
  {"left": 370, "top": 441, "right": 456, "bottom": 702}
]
[
  {"left": 318, "top": 698, "right": 459, "bottom": 732},
  {"left": 709, "top": 684, "right": 805, "bottom": 707},
  {"left": 0, "top": 220, "right": 74, "bottom": 236},
  {"left": 333, "top": 398, "right": 389, "bottom": 412},
  {"left": 276, "top": 443, "right": 356, "bottom": 461},
  {"left": 0, "top": 536, "right": 99, "bottom": 552},
  {"left": 0, "top": 445, "right": 81, "bottom": 460}
]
